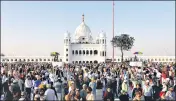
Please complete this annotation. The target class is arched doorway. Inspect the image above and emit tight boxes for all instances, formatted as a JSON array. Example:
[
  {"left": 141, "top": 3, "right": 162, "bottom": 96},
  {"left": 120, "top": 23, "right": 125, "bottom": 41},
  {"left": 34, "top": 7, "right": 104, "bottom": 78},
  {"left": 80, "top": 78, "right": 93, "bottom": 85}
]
[
  {"left": 94, "top": 60, "right": 98, "bottom": 64},
  {"left": 94, "top": 50, "right": 98, "bottom": 55}
]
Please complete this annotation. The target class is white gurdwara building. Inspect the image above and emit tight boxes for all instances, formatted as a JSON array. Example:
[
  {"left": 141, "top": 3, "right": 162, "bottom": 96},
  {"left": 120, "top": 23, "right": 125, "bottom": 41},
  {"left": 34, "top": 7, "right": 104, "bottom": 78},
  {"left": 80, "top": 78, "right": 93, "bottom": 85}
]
[{"left": 63, "top": 14, "right": 106, "bottom": 64}]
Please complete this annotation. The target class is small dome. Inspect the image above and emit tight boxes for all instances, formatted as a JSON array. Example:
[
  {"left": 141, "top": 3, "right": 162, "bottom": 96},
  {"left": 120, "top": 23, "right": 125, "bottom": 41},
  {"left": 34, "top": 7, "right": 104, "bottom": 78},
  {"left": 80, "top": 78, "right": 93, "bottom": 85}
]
[
  {"left": 64, "top": 31, "right": 70, "bottom": 38},
  {"left": 99, "top": 31, "right": 106, "bottom": 38}
]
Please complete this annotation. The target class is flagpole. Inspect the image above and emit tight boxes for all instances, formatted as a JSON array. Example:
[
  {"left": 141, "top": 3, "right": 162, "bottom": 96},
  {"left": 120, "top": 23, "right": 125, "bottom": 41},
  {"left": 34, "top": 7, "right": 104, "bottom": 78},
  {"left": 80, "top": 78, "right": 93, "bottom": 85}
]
[{"left": 112, "top": 0, "right": 115, "bottom": 63}]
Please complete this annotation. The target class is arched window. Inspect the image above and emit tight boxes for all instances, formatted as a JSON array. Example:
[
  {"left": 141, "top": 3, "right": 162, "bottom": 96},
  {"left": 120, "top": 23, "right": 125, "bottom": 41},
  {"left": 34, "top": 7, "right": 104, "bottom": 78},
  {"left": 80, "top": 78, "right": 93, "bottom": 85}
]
[
  {"left": 83, "top": 50, "right": 85, "bottom": 55},
  {"left": 159, "top": 59, "right": 161, "bottom": 61},
  {"left": 7, "top": 59, "right": 9, "bottom": 61},
  {"left": 102, "top": 39, "right": 104, "bottom": 44},
  {"left": 19, "top": 59, "right": 21, "bottom": 61},
  {"left": 72, "top": 61, "right": 74, "bottom": 64},
  {"left": 155, "top": 59, "right": 157, "bottom": 61},
  {"left": 44, "top": 59, "right": 46, "bottom": 61},
  {"left": 11, "top": 59, "right": 13, "bottom": 62},
  {"left": 105, "top": 51, "right": 106, "bottom": 56},
  {"left": 130, "top": 58, "right": 133, "bottom": 61},
  {"left": 79, "top": 61, "right": 81, "bottom": 64},
  {"left": 75, "top": 50, "right": 78, "bottom": 55},
  {"left": 94, "top": 50, "right": 98, "bottom": 55},
  {"left": 2, "top": 59, "right": 5, "bottom": 61},
  {"left": 170, "top": 59, "right": 172, "bottom": 61},
  {"left": 86, "top": 61, "right": 89, "bottom": 63},
  {"left": 151, "top": 59, "right": 153, "bottom": 61},
  {"left": 27, "top": 59, "right": 30, "bottom": 61},
  {"left": 23, "top": 59, "right": 26, "bottom": 61},
  {"left": 90, "top": 61, "right": 92, "bottom": 63},
  {"left": 48, "top": 59, "right": 50, "bottom": 61},
  {"left": 166, "top": 59, "right": 168, "bottom": 61},
  {"left": 72, "top": 50, "right": 74, "bottom": 55},
  {"left": 86, "top": 50, "right": 89, "bottom": 55},
  {"left": 162, "top": 59, "right": 164, "bottom": 61},
  {"left": 96, "top": 40, "right": 99, "bottom": 44},
  {"left": 39, "top": 58, "right": 42, "bottom": 61},
  {"left": 102, "top": 51, "right": 104, "bottom": 56},
  {"left": 118, "top": 59, "right": 120, "bottom": 61},
  {"left": 31, "top": 59, "right": 34, "bottom": 61},
  {"left": 36, "top": 59, "right": 38, "bottom": 61},
  {"left": 60, "top": 59, "right": 62, "bottom": 62},
  {"left": 83, "top": 61, "right": 85, "bottom": 63},
  {"left": 90, "top": 50, "right": 92, "bottom": 55},
  {"left": 79, "top": 50, "right": 82, "bottom": 54},
  {"left": 75, "top": 61, "right": 78, "bottom": 63}
]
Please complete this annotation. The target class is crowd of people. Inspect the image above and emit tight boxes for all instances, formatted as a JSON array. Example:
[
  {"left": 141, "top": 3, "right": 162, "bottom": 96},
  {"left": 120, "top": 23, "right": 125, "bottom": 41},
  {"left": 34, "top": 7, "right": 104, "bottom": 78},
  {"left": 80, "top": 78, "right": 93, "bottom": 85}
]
[{"left": 0, "top": 61, "right": 176, "bottom": 101}]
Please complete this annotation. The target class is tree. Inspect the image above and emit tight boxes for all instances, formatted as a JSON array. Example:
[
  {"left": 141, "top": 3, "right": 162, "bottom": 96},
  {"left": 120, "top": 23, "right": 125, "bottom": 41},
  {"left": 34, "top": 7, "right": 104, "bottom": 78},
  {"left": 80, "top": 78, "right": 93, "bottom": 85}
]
[
  {"left": 111, "top": 34, "right": 135, "bottom": 63},
  {"left": 50, "top": 52, "right": 60, "bottom": 62}
]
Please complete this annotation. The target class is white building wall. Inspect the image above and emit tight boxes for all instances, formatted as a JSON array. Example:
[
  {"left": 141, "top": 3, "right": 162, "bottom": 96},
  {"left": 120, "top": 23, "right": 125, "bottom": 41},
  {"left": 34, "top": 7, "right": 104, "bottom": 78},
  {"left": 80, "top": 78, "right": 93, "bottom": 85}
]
[
  {"left": 106, "top": 56, "right": 175, "bottom": 63},
  {"left": 1, "top": 56, "right": 175, "bottom": 63},
  {"left": 70, "top": 43, "right": 103, "bottom": 63}
]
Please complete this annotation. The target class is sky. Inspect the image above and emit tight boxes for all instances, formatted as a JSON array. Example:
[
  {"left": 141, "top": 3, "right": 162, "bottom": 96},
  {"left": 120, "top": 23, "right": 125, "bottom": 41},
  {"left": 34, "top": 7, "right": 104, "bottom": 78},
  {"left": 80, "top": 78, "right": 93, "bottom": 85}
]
[{"left": 1, "top": 1, "right": 175, "bottom": 56}]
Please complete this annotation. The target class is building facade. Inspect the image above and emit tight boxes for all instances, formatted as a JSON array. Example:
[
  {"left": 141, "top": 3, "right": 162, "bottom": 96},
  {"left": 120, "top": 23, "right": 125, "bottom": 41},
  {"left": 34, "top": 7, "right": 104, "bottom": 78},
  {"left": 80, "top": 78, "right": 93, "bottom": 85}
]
[{"left": 63, "top": 14, "right": 107, "bottom": 63}]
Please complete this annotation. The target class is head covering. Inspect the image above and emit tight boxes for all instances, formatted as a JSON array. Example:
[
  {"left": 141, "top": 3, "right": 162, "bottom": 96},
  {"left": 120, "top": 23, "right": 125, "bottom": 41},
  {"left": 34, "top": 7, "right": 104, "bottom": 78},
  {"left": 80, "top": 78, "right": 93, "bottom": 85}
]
[
  {"left": 107, "top": 88, "right": 111, "bottom": 92},
  {"left": 13, "top": 79, "right": 18, "bottom": 83},
  {"left": 82, "top": 84, "right": 87, "bottom": 88},
  {"left": 46, "top": 84, "right": 51, "bottom": 88},
  {"left": 169, "top": 86, "right": 173, "bottom": 89},
  {"left": 19, "top": 98, "right": 25, "bottom": 101},
  {"left": 5, "top": 78, "right": 9, "bottom": 81},
  {"left": 34, "top": 94, "right": 40, "bottom": 98},
  {"left": 146, "top": 80, "right": 150, "bottom": 83},
  {"left": 34, "top": 87, "right": 39, "bottom": 90}
]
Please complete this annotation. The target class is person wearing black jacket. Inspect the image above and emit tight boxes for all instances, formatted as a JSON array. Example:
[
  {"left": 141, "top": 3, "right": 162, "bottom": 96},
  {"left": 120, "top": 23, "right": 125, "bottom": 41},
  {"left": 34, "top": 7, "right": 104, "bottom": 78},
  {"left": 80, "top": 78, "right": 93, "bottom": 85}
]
[
  {"left": 103, "top": 88, "right": 114, "bottom": 101},
  {"left": 50, "top": 82, "right": 58, "bottom": 100},
  {"left": 112, "top": 77, "right": 118, "bottom": 98},
  {"left": 2, "top": 78, "right": 9, "bottom": 94},
  {"left": 152, "top": 82, "right": 162, "bottom": 101},
  {"left": 119, "top": 90, "right": 129, "bottom": 101},
  {"left": 132, "top": 83, "right": 142, "bottom": 99},
  {"left": 3, "top": 85, "right": 13, "bottom": 101}
]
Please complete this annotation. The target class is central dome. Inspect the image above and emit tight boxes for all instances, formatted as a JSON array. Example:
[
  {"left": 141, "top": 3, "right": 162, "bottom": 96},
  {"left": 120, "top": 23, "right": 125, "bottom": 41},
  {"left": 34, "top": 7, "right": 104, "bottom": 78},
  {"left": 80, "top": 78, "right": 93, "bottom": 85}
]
[{"left": 75, "top": 14, "right": 92, "bottom": 42}]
